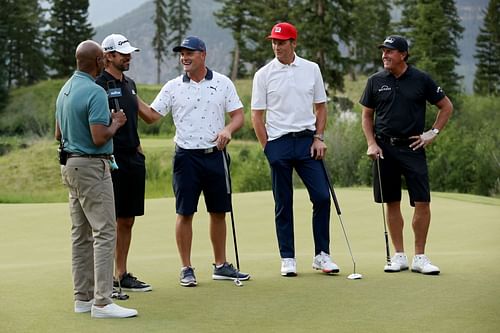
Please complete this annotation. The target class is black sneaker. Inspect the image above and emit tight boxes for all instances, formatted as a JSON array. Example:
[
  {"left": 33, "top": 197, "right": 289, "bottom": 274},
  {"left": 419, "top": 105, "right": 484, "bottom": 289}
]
[
  {"left": 180, "top": 266, "right": 197, "bottom": 287},
  {"left": 212, "top": 262, "right": 250, "bottom": 281},
  {"left": 114, "top": 272, "right": 152, "bottom": 292}
]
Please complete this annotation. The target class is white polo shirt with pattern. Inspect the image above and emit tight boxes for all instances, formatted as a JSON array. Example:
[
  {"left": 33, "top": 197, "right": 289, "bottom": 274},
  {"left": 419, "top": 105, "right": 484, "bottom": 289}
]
[
  {"left": 251, "top": 54, "right": 327, "bottom": 141},
  {"left": 151, "top": 69, "right": 243, "bottom": 149}
]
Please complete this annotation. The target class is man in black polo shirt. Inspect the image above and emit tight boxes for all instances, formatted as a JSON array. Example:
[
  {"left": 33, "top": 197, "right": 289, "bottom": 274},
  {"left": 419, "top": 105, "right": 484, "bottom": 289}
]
[
  {"left": 360, "top": 35, "right": 453, "bottom": 275},
  {"left": 96, "top": 34, "right": 151, "bottom": 292}
]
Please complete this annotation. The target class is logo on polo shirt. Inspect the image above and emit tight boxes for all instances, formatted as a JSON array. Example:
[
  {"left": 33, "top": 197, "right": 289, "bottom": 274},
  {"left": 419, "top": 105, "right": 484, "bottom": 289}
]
[{"left": 378, "top": 85, "right": 392, "bottom": 92}]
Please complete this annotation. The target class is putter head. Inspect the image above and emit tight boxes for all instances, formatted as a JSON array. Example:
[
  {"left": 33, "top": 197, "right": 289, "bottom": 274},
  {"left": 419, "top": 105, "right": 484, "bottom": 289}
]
[{"left": 347, "top": 273, "right": 362, "bottom": 280}]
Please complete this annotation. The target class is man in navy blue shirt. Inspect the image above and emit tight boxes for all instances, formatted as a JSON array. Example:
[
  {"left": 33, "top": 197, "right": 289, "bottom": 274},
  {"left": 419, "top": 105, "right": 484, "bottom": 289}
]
[{"left": 360, "top": 35, "right": 453, "bottom": 275}]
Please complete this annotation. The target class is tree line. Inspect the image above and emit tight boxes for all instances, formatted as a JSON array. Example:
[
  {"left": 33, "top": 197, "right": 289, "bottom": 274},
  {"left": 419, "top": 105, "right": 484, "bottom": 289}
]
[{"left": 1, "top": 0, "right": 499, "bottom": 104}]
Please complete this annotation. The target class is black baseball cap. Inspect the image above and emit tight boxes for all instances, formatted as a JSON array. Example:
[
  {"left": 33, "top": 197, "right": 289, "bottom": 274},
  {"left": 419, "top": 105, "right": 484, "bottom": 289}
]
[
  {"left": 378, "top": 35, "right": 408, "bottom": 52},
  {"left": 173, "top": 36, "right": 206, "bottom": 52}
]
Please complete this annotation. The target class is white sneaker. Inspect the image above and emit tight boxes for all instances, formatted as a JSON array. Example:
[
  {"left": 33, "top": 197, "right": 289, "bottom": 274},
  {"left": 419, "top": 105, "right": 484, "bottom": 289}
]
[
  {"left": 411, "top": 255, "right": 440, "bottom": 275},
  {"left": 281, "top": 258, "right": 297, "bottom": 276},
  {"left": 91, "top": 303, "right": 138, "bottom": 318},
  {"left": 384, "top": 253, "right": 409, "bottom": 272},
  {"left": 312, "top": 251, "right": 340, "bottom": 274},
  {"left": 74, "top": 299, "right": 94, "bottom": 313}
]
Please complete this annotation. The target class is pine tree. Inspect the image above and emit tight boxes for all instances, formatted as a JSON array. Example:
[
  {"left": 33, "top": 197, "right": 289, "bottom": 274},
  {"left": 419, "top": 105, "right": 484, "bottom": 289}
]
[
  {"left": 473, "top": 0, "right": 500, "bottom": 96},
  {"left": 349, "top": 0, "right": 391, "bottom": 78},
  {"left": 167, "top": 0, "right": 191, "bottom": 74},
  {"left": 290, "top": 0, "right": 352, "bottom": 92},
  {"left": 152, "top": 0, "right": 168, "bottom": 84},
  {"left": 3, "top": 0, "right": 47, "bottom": 87},
  {"left": 46, "top": 0, "right": 94, "bottom": 78},
  {"left": 397, "top": 0, "right": 464, "bottom": 97},
  {"left": 214, "top": 0, "right": 248, "bottom": 80}
]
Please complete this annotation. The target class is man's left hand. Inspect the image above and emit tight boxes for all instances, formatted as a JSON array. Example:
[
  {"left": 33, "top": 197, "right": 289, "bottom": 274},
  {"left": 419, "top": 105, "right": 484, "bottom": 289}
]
[
  {"left": 409, "top": 130, "right": 437, "bottom": 150},
  {"left": 310, "top": 139, "right": 327, "bottom": 160}
]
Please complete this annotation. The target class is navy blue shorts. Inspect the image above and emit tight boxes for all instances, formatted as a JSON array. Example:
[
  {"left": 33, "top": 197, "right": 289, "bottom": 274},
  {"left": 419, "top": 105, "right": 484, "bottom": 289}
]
[
  {"left": 172, "top": 146, "right": 231, "bottom": 216},
  {"left": 112, "top": 151, "right": 146, "bottom": 217},
  {"left": 373, "top": 139, "right": 430, "bottom": 207}
]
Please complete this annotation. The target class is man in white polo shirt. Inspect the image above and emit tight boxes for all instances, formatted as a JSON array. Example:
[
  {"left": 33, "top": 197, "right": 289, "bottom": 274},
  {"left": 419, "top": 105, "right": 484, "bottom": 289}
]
[
  {"left": 138, "top": 36, "right": 250, "bottom": 287},
  {"left": 251, "top": 22, "right": 340, "bottom": 277}
]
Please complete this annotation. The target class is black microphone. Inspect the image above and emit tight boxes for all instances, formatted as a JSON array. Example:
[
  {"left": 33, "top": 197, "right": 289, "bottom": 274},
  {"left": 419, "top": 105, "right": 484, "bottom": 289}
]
[{"left": 106, "top": 81, "right": 122, "bottom": 113}]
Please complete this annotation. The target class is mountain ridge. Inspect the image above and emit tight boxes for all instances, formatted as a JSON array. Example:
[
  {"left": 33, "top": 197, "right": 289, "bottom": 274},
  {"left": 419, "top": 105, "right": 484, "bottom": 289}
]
[{"left": 94, "top": 0, "right": 488, "bottom": 93}]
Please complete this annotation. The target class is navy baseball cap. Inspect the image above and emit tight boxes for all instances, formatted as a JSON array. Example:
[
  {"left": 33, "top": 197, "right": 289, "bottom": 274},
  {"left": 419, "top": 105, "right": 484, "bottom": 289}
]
[
  {"left": 378, "top": 35, "right": 408, "bottom": 52},
  {"left": 172, "top": 36, "right": 206, "bottom": 52}
]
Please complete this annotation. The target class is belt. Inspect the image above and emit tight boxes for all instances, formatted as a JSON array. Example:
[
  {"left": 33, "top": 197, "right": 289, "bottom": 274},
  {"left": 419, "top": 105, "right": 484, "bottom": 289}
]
[
  {"left": 376, "top": 134, "right": 416, "bottom": 147},
  {"left": 284, "top": 130, "right": 314, "bottom": 138},
  {"left": 175, "top": 145, "right": 218, "bottom": 154},
  {"left": 67, "top": 153, "right": 112, "bottom": 160}
]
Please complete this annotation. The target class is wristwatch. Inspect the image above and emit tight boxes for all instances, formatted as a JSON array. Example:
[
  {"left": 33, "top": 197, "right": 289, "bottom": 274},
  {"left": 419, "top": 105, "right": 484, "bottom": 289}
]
[
  {"left": 431, "top": 128, "right": 440, "bottom": 135},
  {"left": 313, "top": 133, "right": 324, "bottom": 141}
]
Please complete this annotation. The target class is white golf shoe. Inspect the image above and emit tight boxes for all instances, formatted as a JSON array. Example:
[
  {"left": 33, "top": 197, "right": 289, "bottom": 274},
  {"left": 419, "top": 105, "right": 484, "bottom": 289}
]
[
  {"left": 281, "top": 258, "right": 297, "bottom": 276},
  {"left": 411, "top": 255, "right": 440, "bottom": 275},
  {"left": 384, "top": 253, "right": 409, "bottom": 272},
  {"left": 312, "top": 251, "right": 340, "bottom": 274},
  {"left": 91, "top": 303, "right": 138, "bottom": 318},
  {"left": 74, "top": 299, "right": 94, "bottom": 313}
]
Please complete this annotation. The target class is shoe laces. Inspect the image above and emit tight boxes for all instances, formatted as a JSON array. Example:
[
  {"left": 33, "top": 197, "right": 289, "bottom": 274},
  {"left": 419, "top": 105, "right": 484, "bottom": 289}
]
[
  {"left": 416, "top": 255, "right": 431, "bottom": 265},
  {"left": 282, "top": 258, "right": 295, "bottom": 266},
  {"left": 318, "top": 252, "right": 332, "bottom": 264}
]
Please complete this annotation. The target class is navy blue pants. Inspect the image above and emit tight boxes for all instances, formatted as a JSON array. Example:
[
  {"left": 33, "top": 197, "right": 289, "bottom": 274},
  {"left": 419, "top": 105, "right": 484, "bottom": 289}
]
[{"left": 264, "top": 134, "right": 331, "bottom": 258}]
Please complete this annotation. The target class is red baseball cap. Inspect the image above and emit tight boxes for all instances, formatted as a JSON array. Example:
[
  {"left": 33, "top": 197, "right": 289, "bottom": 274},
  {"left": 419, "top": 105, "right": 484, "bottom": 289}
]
[{"left": 267, "top": 22, "right": 298, "bottom": 40}]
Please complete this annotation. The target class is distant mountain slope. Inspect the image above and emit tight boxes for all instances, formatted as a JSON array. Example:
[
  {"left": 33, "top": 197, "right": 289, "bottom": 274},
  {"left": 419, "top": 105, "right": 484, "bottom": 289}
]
[
  {"left": 94, "top": 0, "right": 488, "bottom": 93},
  {"left": 93, "top": 0, "right": 234, "bottom": 85}
]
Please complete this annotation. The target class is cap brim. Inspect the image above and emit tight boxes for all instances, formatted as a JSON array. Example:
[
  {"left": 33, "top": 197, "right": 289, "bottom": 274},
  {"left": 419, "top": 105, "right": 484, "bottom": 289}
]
[
  {"left": 173, "top": 46, "right": 204, "bottom": 52},
  {"left": 378, "top": 43, "right": 397, "bottom": 49},
  {"left": 115, "top": 46, "right": 140, "bottom": 54},
  {"left": 267, "top": 35, "right": 293, "bottom": 40}
]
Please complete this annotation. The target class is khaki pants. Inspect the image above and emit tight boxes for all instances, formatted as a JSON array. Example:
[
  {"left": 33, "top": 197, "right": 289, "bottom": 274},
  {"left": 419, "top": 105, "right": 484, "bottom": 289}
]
[{"left": 62, "top": 157, "right": 116, "bottom": 306}]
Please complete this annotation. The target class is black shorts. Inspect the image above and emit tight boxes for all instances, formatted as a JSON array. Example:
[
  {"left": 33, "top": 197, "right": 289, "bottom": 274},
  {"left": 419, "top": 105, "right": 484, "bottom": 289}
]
[
  {"left": 112, "top": 151, "right": 146, "bottom": 217},
  {"left": 173, "top": 146, "right": 231, "bottom": 216},
  {"left": 372, "top": 139, "right": 430, "bottom": 207}
]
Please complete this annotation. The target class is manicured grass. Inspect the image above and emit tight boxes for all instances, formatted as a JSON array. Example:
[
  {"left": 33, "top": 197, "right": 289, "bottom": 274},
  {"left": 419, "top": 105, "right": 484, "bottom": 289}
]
[{"left": 1, "top": 189, "right": 499, "bottom": 332}]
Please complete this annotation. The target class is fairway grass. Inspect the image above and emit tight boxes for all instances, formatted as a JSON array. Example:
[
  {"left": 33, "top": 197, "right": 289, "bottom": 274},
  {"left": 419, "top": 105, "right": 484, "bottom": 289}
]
[{"left": 1, "top": 189, "right": 499, "bottom": 333}]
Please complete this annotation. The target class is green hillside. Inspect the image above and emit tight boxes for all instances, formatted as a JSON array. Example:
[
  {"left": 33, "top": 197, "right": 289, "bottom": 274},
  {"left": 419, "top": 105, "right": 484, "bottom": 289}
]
[{"left": 0, "top": 76, "right": 499, "bottom": 202}]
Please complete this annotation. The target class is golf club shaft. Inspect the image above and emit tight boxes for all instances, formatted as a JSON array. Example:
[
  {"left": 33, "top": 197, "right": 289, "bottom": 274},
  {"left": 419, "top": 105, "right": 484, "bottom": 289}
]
[
  {"left": 321, "top": 160, "right": 357, "bottom": 274},
  {"left": 222, "top": 149, "right": 240, "bottom": 270},
  {"left": 376, "top": 157, "right": 391, "bottom": 264}
]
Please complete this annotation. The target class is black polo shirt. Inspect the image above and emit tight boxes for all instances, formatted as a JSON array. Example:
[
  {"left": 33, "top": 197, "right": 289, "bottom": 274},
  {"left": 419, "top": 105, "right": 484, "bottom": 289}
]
[
  {"left": 359, "top": 66, "right": 446, "bottom": 138},
  {"left": 95, "top": 71, "right": 140, "bottom": 153}
]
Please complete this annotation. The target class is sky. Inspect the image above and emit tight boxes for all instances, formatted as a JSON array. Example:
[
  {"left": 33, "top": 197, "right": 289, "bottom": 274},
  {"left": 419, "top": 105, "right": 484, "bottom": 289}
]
[{"left": 88, "top": 0, "right": 149, "bottom": 27}]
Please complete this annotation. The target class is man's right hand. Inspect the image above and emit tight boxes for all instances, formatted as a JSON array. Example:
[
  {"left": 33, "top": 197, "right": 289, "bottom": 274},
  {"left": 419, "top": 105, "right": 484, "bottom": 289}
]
[{"left": 367, "top": 142, "right": 383, "bottom": 160}]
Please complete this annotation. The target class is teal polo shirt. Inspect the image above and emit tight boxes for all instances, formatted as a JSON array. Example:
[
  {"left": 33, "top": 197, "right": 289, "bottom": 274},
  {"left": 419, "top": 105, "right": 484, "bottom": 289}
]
[{"left": 56, "top": 71, "right": 113, "bottom": 155}]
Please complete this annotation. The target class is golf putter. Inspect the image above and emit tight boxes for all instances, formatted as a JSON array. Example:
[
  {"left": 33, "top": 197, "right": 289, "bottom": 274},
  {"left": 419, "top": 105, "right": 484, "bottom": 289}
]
[
  {"left": 112, "top": 278, "right": 129, "bottom": 300},
  {"left": 376, "top": 157, "right": 394, "bottom": 272},
  {"left": 222, "top": 149, "right": 243, "bottom": 287},
  {"left": 321, "top": 160, "right": 362, "bottom": 280}
]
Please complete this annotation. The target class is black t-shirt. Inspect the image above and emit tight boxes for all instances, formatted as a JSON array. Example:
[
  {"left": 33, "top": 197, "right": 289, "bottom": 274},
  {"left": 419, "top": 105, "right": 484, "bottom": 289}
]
[
  {"left": 95, "top": 71, "right": 140, "bottom": 153},
  {"left": 359, "top": 66, "right": 446, "bottom": 138}
]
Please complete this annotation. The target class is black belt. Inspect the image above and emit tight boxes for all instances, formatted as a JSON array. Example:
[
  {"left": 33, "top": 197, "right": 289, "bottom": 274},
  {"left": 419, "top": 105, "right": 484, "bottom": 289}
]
[
  {"left": 175, "top": 145, "right": 218, "bottom": 154},
  {"left": 67, "top": 153, "right": 112, "bottom": 160},
  {"left": 376, "top": 134, "right": 416, "bottom": 147},
  {"left": 284, "top": 130, "right": 314, "bottom": 138}
]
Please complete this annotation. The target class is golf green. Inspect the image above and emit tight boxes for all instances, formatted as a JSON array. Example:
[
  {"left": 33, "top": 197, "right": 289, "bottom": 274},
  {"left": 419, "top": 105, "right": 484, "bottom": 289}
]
[{"left": 1, "top": 189, "right": 499, "bottom": 332}]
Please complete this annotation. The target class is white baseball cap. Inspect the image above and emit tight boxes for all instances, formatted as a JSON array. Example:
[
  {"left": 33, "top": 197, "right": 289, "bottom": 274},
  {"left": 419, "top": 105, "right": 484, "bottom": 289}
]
[{"left": 102, "top": 34, "right": 140, "bottom": 54}]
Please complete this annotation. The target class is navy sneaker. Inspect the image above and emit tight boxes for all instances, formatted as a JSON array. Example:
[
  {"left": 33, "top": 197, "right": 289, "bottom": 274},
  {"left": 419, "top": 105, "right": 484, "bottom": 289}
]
[
  {"left": 212, "top": 262, "right": 250, "bottom": 281},
  {"left": 114, "top": 272, "right": 152, "bottom": 292},
  {"left": 180, "top": 266, "right": 198, "bottom": 287}
]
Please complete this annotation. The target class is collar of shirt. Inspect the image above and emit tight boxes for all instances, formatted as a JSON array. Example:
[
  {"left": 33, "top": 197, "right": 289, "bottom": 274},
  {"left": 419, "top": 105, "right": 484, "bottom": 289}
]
[
  {"left": 271, "top": 53, "right": 301, "bottom": 69},
  {"left": 182, "top": 68, "right": 213, "bottom": 82}
]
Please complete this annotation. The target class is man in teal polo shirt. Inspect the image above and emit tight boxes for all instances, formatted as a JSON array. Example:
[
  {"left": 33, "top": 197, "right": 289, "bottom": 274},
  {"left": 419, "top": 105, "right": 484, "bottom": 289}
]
[{"left": 55, "top": 40, "right": 137, "bottom": 318}]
